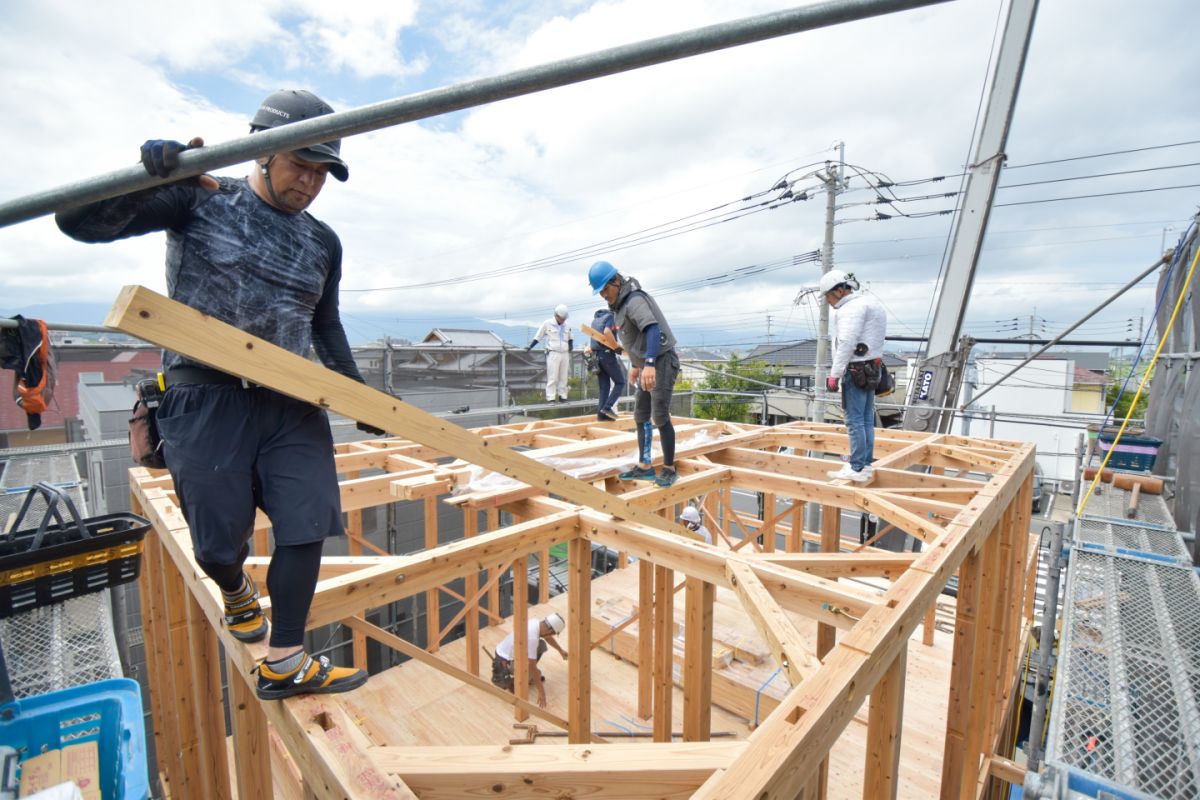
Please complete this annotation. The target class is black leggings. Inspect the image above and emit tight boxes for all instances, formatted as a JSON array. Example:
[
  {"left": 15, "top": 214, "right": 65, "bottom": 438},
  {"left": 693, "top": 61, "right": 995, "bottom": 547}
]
[{"left": 196, "top": 539, "right": 324, "bottom": 649}]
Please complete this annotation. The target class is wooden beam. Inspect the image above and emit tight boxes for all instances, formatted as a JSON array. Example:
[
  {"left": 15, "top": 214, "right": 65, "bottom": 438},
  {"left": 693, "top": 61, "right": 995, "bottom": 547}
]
[
  {"left": 226, "top": 653, "right": 272, "bottom": 800},
  {"left": 653, "top": 564, "right": 675, "bottom": 742},
  {"left": 435, "top": 559, "right": 514, "bottom": 645},
  {"left": 579, "top": 510, "right": 876, "bottom": 629},
  {"left": 568, "top": 537, "right": 593, "bottom": 743},
  {"left": 184, "top": 590, "right": 231, "bottom": 800},
  {"left": 747, "top": 551, "right": 917, "bottom": 579},
  {"left": 463, "top": 508, "right": 480, "bottom": 676},
  {"left": 638, "top": 559, "right": 654, "bottom": 720},
  {"left": 725, "top": 561, "right": 820, "bottom": 685},
  {"left": 863, "top": 647, "right": 907, "bottom": 799},
  {"left": 106, "top": 285, "right": 687, "bottom": 535},
  {"left": 306, "top": 510, "right": 578, "bottom": 629},
  {"left": 341, "top": 616, "right": 601, "bottom": 740},
  {"left": 424, "top": 496, "right": 440, "bottom": 651},
  {"left": 683, "top": 577, "right": 715, "bottom": 741},
  {"left": 485, "top": 507, "right": 501, "bottom": 629},
  {"left": 513, "top": 556, "right": 529, "bottom": 723},
  {"left": 376, "top": 742, "right": 745, "bottom": 800}
]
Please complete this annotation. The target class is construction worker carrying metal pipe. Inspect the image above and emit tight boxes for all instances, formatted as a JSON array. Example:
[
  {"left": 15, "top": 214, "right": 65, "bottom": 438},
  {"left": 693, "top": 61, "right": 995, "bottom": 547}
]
[
  {"left": 822, "top": 269, "right": 887, "bottom": 482},
  {"left": 491, "top": 613, "right": 567, "bottom": 709},
  {"left": 528, "top": 304, "right": 574, "bottom": 403},
  {"left": 56, "top": 89, "right": 375, "bottom": 701},
  {"left": 589, "top": 260, "right": 680, "bottom": 488}
]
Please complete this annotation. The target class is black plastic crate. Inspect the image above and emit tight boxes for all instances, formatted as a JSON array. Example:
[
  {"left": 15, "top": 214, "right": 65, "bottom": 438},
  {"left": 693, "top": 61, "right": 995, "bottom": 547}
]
[{"left": 0, "top": 483, "right": 149, "bottom": 619}]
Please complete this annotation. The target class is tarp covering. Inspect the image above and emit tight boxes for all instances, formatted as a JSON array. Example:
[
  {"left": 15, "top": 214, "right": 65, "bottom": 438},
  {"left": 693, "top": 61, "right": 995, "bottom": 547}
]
[{"left": 1145, "top": 217, "right": 1200, "bottom": 561}]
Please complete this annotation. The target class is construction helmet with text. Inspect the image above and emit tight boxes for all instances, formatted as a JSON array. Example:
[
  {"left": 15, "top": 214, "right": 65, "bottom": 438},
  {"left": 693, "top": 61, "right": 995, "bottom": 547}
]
[
  {"left": 544, "top": 613, "right": 565, "bottom": 635},
  {"left": 250, "top": 89, "right": 349, "bottom": 182}
]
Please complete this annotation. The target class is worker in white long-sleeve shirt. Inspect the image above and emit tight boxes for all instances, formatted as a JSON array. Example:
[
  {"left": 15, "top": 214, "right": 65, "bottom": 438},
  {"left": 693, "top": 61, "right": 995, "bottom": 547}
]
[
  {"left": 822, "top": 269, "right": 887, "bottom": 483},
  {"left": 528, "top": 304, "right": 574, "bottom": 402},
  {"left": 491, "top": 613, "right": 567, "bottom": 708}
]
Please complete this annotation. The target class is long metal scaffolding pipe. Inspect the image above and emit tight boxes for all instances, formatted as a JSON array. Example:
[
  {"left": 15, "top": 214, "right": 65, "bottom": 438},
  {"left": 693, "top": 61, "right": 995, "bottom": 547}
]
[
  {"left": 967, "top": 253, "right": 1167, "bottom": 408},
  {"left": 0, "top": 0, "right": 948, "bottom": 229}
]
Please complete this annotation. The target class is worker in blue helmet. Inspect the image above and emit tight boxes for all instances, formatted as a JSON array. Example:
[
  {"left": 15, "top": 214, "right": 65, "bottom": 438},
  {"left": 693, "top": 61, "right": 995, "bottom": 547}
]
[{"left": 588, "top": 261, "right": 680, "bottom": 487}]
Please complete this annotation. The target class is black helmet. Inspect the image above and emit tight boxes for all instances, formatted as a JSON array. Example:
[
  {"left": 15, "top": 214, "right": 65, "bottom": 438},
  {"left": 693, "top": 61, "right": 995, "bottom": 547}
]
[{"left": 250, "top": 89, "right": 348, "bottom": 182}]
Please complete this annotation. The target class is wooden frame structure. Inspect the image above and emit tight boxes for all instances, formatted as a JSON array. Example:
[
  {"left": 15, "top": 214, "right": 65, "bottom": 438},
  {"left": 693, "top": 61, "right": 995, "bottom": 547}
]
[{"left": 113, "top": 287, "right": 1037, "bottom": 799}]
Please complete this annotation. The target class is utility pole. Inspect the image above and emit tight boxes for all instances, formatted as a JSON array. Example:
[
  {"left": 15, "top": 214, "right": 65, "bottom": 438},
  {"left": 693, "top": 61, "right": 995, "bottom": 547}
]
[
  {"left": 812, "top": 141, "right": 845, "bottom": 427},
  {"left": 808, "top": 142, "right": 844, "bottom": 535},
  {"left": 766, "top": 314, "right": 773, "bottom": 345}
]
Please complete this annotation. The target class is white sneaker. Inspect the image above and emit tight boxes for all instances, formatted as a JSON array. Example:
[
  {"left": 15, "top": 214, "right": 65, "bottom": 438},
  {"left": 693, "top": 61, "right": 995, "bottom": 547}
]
[
  {"left": 827, "top": 463, "right": 858, "bottom": 481},
  {"left": 849, "top": 466, "right": 873, "bottom": 483}
]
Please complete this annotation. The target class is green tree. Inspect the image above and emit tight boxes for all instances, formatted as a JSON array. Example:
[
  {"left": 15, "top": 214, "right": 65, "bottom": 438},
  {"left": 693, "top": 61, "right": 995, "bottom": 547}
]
[
  {"left": 695, "top": 356, "right": 782, "bottom": 422},
  {"left": 1105, "top": 362, "right": 1152, "bottom": 421}
]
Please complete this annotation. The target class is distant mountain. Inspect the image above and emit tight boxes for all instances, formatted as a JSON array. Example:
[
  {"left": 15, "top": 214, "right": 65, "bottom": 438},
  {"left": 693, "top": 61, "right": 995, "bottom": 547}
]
[{"left": 0, "top": 302, "right": 112, "bottom": 326}]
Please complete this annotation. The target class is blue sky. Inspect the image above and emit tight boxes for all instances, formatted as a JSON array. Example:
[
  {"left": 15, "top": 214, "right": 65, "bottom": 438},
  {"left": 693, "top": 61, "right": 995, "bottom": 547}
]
[{"left": 1, "top": 0, "right": 1198, "bottom": 349}]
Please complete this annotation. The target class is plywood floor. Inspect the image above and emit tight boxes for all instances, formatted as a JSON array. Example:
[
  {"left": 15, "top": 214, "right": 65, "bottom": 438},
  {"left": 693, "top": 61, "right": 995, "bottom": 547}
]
[{"left": 317, "top": 563, "right": 960, "bottom": 799}]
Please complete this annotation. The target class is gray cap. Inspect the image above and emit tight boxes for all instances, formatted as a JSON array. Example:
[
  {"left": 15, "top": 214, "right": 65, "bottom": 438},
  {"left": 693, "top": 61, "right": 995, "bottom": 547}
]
[{"left": 250, "top": 89, "right": 348, "bottom": 182}]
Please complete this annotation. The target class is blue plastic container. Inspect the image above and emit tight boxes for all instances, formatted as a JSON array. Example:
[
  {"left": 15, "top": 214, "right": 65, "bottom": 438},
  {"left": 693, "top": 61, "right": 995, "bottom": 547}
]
[
  {"left": 0, "top": 678, "right": 148, "bottom": 800},
  {"left": 1097, "top": 433, "right": 1162, "bottom": 471}
]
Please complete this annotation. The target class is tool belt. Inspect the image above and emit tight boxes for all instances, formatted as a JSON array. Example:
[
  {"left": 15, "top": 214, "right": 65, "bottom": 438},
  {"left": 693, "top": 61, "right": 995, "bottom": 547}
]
[
  {"left": 128, "top": 375, "right": 167, "bottom": 469},
  {"left": 491, "top": 656, "right": 515, "bottom": 691},
  {"left": 164, "top": 365, "right": 255, "bottom": 388},
  {"left": 846, "top": 358, "right": 882, "bottom": 390}
]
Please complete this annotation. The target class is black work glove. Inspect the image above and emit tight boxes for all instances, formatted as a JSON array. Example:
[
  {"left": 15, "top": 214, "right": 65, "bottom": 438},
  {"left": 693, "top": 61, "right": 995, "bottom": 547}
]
[
  {"left": 356, "top": 421, "right": 387, "bottom": 436},
  {"left": 568, "top": 339, "right": 574, "bottom": 352},
  {"left": 526, "top": 340, "right": 537, "bottom": 351},
  {"left": 140, "top": 139, "right": 193, "bottom": 177},
  {"left": 140, "top": 137, "right": 218, "bottom": 188}
]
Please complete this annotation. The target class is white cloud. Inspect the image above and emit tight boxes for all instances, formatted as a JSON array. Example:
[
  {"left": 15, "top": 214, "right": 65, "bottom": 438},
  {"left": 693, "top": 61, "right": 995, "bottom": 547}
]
[{"left": 0, "top": 0, "right": 1197, "bottom": 350}]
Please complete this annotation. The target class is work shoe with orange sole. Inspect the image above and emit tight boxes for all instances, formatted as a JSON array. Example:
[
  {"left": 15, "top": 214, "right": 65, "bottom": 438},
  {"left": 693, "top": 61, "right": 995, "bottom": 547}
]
[
  {"left": 223, "top": 574, "right": 268, "bottom": 643},
  {"left": 255, "top": 653, "right": 368, "bottom": 701}
]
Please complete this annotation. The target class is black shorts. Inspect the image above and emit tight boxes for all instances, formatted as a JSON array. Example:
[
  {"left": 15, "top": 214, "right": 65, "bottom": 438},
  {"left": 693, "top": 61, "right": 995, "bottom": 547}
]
[{"left": 156, "top": 384, "right": 344, "bottom": 565}]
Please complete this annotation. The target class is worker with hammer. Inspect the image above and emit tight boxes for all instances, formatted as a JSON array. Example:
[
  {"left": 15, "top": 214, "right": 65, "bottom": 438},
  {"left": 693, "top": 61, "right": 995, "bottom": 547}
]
[{"left": 492, "top": 612, "right": 567, "bottom": 708}]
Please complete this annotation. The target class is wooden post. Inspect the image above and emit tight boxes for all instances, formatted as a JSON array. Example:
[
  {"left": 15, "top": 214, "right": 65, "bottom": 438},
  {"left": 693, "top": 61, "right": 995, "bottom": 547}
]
[
  {"left": 161, "top": 546, "right": 202, "bottom": 797},
  {"left": 638, "top": 559, "right": 654, "bottom": 720},
  {"left": 923, "top": 603, "right": 937, "bottom": 646},
  {"left": 761, "top": 492, "right": 776, "bottom": 553},
  {"left": 864, "top": 647, "right": 908, "bottom": 799},
  {"left": 788, "top": 501, "right": 804, "bottom": 552},
  {"left": 424, "top": 496, "right": 440, "bottom": 651},
  {"left": 683, "top": 577, "right": 714, "bottom": 741},
  {"left": 815, "top": 503, "right": 841, "bottom": 800},
  {"left": 539, "top": 547, "right": 551, "bottom": 604},
  {"left": 940, "top": 547, "right": 983, "bottom": 799},
  {"left": 485, "top": 507, "right": 501, "bottom": 629},
  {"left": 227, "top": 658, "right": 272, "bottom": 800},
  {"left": 568, "top": 537, "right": 593, "bottom": 743},
  {"left": 513, "top": 555, "right": 530, "bottom": 723},
  {"left": 184, "top": 590, "right": 232, "bottom": 800},
  {"left": 463, "top": 507, "right": 480, "bottom": 676},
  {"left": 346, "top": 473, "right": 368, "bottom": 668},
  {"left": 653, "top": 564, "right": 675, "bottom": 742},
  {"left": 138, "top": 533, "right": 177, "bottom": 791}
]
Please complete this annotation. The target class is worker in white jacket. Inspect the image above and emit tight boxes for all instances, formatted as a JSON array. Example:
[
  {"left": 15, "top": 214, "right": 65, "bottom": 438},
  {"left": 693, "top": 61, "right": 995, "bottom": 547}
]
[
  {"left": 528, "top": 304, "right": 574, "bottom": 402},
  {"left": 822, "top": 270, "right": 887, "bottom": 482}
]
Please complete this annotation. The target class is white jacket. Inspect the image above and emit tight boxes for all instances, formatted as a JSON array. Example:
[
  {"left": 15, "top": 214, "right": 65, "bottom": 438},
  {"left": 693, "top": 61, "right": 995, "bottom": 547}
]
[
  {"left": 830, "top": 292, "right": 887, "bottom": 379},
  {"left": 534, "top": 318, "right": 573, "bottom": 352}
]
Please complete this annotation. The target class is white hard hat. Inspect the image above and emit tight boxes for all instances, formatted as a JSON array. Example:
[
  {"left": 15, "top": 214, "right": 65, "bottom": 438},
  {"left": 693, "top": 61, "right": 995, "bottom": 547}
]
[
  {"left": 544, "top": 612, "right": 565, "bottom": 635},
  {"left": 679, "top": 506, "right": 702, "bottom": 525},
  {"left": 554, "top": 304, "right": 569, "bottom": 318},
  {"left": 819, "top": 269, "right": 851, "bottom": 295}
]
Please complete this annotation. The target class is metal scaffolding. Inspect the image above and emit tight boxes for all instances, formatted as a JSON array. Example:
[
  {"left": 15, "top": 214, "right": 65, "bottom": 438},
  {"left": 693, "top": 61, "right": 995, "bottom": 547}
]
[{"left": 1037, "top": 488, "right": 1200, "bottom": 800}]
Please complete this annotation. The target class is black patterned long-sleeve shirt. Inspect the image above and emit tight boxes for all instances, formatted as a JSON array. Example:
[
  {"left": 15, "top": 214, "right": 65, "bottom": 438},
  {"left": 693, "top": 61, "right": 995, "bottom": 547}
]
[{"left": 56, "top": 177, "right": 362, "bottom": 379}]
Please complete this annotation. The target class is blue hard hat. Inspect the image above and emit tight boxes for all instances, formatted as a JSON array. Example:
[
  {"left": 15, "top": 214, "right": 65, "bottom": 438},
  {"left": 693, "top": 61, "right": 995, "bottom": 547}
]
[{"left": 588, "top": 260, "right": 619, "bottom": 294}]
